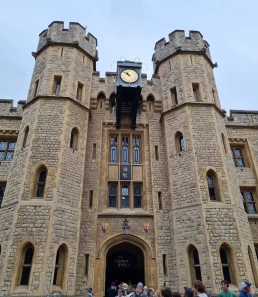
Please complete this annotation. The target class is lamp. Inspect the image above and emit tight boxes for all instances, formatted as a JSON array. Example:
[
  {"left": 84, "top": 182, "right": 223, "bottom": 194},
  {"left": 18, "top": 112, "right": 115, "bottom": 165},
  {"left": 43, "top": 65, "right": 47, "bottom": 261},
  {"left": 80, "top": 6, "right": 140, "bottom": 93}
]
[{"left": 122, "top": 218, "right": 130, "bottom": 235}]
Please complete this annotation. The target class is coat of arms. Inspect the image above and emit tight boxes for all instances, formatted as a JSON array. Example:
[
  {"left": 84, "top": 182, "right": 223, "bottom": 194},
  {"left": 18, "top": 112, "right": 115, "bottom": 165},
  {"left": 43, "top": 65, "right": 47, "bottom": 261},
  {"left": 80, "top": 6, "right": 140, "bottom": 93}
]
[
  {"left": 102, "top": 223, "right": 108, "bottom": 232},
  {"left": 144, "top": 224, "right": 150, "bottom": 232}
]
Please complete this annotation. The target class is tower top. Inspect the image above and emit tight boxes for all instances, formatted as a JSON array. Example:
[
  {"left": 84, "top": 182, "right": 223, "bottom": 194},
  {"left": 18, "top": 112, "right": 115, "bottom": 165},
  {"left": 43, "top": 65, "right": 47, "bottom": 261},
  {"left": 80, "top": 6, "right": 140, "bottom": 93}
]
[
  {"left": 35, "top": 21, "right": 98, "bottom": 60},
  {"left": 152, "top": 30, "right": 214, "bottom": 73}
]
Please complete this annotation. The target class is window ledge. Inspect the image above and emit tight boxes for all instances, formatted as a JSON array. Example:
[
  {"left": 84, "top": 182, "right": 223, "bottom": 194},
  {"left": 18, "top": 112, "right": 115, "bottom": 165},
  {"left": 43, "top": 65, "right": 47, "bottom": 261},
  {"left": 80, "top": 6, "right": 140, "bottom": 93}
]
[
  {"left": 247, "top": 214, "right": 258, "bottom": 220},
  {"left": 13, "top": 285, "right": 29, "bottom": 293},
  {"left": 98, "top": 209, "right": 154, "bottom": 217},
  {"left": 51, "top": 285, "right": 64, "bottom": 293}
]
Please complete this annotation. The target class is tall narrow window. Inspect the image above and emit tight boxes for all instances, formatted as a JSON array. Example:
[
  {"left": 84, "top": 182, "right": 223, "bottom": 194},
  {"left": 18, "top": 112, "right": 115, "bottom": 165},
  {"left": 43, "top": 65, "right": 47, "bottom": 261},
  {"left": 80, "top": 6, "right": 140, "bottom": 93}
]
[
  {"left": 92, "top": 144, "right": 96, "bottom": 160},
  {"left": 155, "top": 146, "right": 159, "bottom": 161},
  {"left": 109, "top": 185, "right": 117, "bottom": 207},
  {"left": 192, "top": 83, "right": 201, "bottom": 101},
  {"left": 248, "top": 246, "right": 258, "bottom": 287},
  {"left": 190, "top": 55, "right": 193, "bottom": 65},
  {"left": 121, "top": 185, "right": 129, "bottom": 208},
  {"left": 76, "top": 82, "right": 84, "bottom": 101},
  {"left": 241, "top": 190, "right": 257, "bottom": 214},
  {"left": 168, "top": 60, "right": 171, "bottom": 70},
  {"left": 22, "top": 126, "right": 29, "bottom": 148},
  {"left": 170, "top": 87, "right": 178, "bottom": 106},
  {"left": 85, "top": 254, "right": 89, "bottom": 277},
  {"left": 206, "top": 170, "right": 220, "bottom": 201},
  {"left": 0, "top": 183, "right": 5, "bottom": 208},
  {"left": 162, "top": 254, "right": 167, "bottom": 276},
  {"left": 34, "top": 79, "right": 39, "bottom": 97},
  {"left": 53, "top": 76, "right": 62, "bottom": 95},
  {"left": 110, "top": 93, "right": 116, "bottom": 113},
  {"left": 53, "top": 244, "right": 68, "bottom": 289},
  {"left": 36, "top": 168, "right": 47, "bottom": 197},
  {"left": 70, "top": 128, "right": 79, "bottom": 150},
  {"left": 220, "top": 247, "right": 231, "bottom": 283},
  {"left": 89, "top": 190, "right": 93, "bottom": 209},
  {"left": 0, "top": 140, "right": 16, "bottom": 161},
  {"left": 110, "top": 136, "right": 118, "bottom": 163},
  {"left": 175, "top": 132, "right": 184, "bottom": 152},
  {"left": 133, "top": 137, "right": 140, "bottom": 164},
  {"left": 20, "top": 245, "right": 34, "bottom": 286},
  {"left": 158, "top": 192, "right": 163, "bottom": 210},
  {"left": 221, "top": 133, "right": 228, "bottom": 154},
  {"left": 61, "top": 48, "right": 63, "bottom": 57},
  {"left": 97, "top": 92, "right": 106, "bottom": 109},
  {"left": 147, "top": 94, "right": 155, "bottom": 112},
  {"left": 137, "top": 96, "right": 143, "bottom": 115},
  {"left": 121, "top": 136, "right": 129, "bottom": 164},
  {"left": 188, "top": 245, "right": 202, "bottom": 283},
  {"left": 134, "top": 185, "right": 142, "bottom": 208},
  {"left": 231, "top": 148, "right": 245, "bottom": 167}
]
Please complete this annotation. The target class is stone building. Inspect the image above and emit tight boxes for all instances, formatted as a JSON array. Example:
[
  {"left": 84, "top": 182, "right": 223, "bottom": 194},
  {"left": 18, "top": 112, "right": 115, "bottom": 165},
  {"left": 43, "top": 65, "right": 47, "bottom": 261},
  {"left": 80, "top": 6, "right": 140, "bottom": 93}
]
[{"left": 0, "top": 21, "right": 258, "bottom": 296}]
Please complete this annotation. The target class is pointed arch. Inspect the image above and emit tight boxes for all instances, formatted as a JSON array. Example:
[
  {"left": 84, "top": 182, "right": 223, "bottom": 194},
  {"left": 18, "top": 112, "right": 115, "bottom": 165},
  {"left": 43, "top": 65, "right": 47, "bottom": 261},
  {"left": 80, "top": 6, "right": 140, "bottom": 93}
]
[
  {"left": 70, "top": 127, "right": 79, "bottom": 150},
  {"left": 175, "top": 131, "right": 185, "bottom": 152},
  {"left": 22, "top": 126, "right": 29, "bottom": 148},
  {"left": 187, "top": 244, "right": 202, "bottom": 283},
  {"left": 35, "top": 165, "right": 48, "bottom": 198},
  {"left": 109, "top": 92, "right": 116, "bottom": 113},
  {"left": 146, "top": 94, "right": 155, "bottom": 112},
  {"left": 248, "top": 245, "right": 258, "bottom": 287},
  {"left": 18, "top": 242, "right": 35, "bottom": 287},
  {"left": 219, "top": 243, "right": 236, "bottom": 284},
  {"left": 206, "top": 169, "right": 220, "bottom": 201},
  {"left": 53, "top": 243, "right": 68, "bottom": 290},
  {"left": 97, "top": 92, "right": 106, "bottom": 110}
]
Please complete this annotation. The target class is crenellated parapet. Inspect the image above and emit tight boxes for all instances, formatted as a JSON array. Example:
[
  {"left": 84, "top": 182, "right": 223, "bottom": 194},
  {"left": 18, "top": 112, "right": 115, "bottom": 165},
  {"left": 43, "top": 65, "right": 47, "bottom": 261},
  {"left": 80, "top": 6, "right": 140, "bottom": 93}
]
[
  {"left": 152, "top": 30, "right": 214, "bottom": 73},
  {"left": 35, "top": 21, "right": 98, "bottom": 60},
  {"left": 0, "top": 99, "right": 25, "bottom": 117}
]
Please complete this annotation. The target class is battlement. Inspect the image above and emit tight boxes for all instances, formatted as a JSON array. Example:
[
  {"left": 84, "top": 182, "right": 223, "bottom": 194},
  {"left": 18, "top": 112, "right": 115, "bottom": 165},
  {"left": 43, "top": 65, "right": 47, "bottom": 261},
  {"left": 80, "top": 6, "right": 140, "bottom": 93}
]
[
  {"left": 153, "top": 30, "right": 213, "bottom": 72},
  {"left": 36, "top": 21, "right": 97, "bottom": 59},
  {"left": 225, "top": 109, "right": 258, "bottom": 127},
  {"left": 0, "top": 99, "right": 25, "bottom": 117}
]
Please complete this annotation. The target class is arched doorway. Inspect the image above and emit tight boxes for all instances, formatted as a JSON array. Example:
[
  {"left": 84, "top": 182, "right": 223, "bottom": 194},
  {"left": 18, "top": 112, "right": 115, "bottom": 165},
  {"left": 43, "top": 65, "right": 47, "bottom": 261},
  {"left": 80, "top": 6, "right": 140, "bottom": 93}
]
[{"left": 105, "top": 242, "right": 144, "bottom": 291}]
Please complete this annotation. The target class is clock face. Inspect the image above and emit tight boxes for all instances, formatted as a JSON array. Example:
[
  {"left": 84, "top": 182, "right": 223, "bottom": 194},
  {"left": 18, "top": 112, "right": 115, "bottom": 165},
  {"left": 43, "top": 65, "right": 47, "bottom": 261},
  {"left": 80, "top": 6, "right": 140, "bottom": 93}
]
[{"left": 120, "top": 69, "right": 139, "bottom": 83}]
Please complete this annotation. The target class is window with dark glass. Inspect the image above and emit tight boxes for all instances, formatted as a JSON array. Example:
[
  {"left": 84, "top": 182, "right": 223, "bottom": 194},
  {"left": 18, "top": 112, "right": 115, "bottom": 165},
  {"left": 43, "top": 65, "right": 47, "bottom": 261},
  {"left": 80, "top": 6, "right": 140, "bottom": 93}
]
[
  {"left": 179, "top": 136, "right": 184, "bottom": 151},
  {"left": 70, "top": 128, "right": 79, "bottom": 150},
  {"left": 193, "top": 248, "right": 202, "bottom": 281},
  {"left": 20, "top": 246, "right": 34, "bottom": 285},
  {"left": 109, "top": 185, "right": 117, "bottom": 207},
  {"left": 158, "top": 192, "right": 163, "bottom": 210},
  {"left": 0, "top": 140, "right": 16, "bottom": 161},
  {"left": 92, "top": 144, "right": 96, "bottom": 160},
  {"left": 53, "top": 244, "right": 67, "bottom": 288},
  {"left": 110, "top": 136, "right": 118, "bottom": 163},
  {"left": 85, "top": 254, "right": 89, "bottom": 277},
  {"left": 207, "top": 175, "right": 216, "bottom": 200},
  {"left": 134, "top": 185, "right": 142, "bottom": 208},
  {"left": 133, "top": 137, "right": 140, "bottom": 164},
  {"left": 220, "top": 247, "right": 231, "bottom": 283},
  {"left": 241, "top": 190, "right": 257, "bottom": 214},
  {"left": 89, "top": 190, "right": 93, "bottom": 208},
  {"left": 53, "top": 76, "right": 62, "bottom": 95},
  {"left": 231, "top": 148, "right": 245, "bottom": 167},
  {"left": 121, "top": 136, "right": 129, "bottom": 163},
  {"left": 192, "top": 83, "right": 200, "bottom": 101},
  {"left": 0, "top": 184, "right": 6, "bottom": 208},
  {"left": 121, "top": 185, "right": 129, "bottom": 208},
  {"left": 175, "top": 132, "right": 184, "bottom": 153},
  {"left": 162, "top": 254, "right": 167, "bottom": 275},
  {"left": 36, "top": 169, "right": 47, "bottom": 197},
  {"left": 53, "top": 249, "right": 60, "bottom": 286}
]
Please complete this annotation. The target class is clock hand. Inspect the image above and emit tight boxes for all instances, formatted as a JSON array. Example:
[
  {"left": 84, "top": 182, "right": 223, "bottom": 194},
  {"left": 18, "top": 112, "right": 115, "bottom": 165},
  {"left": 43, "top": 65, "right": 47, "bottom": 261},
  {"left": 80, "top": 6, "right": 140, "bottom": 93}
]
[{"left": 125, "top": 72, "right": 130, "bottom": 76}]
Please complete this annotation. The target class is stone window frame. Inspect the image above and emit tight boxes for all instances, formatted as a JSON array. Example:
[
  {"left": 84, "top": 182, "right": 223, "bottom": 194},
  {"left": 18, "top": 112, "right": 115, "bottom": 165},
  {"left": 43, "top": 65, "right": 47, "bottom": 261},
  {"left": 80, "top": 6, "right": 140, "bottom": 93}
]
[
  {"left": 109, "top": 92, "right": 116, "bottom": 114},
  {"left": 53, "top": 75, "right": 62, "bottom": 95},
  {"left": 229, "top": 139, "right": 252, "bottom": 168},
  {"left": 218, "top": 243, "right": 237, "bottom": 285},
  {"left": 146, "top": 94, "right": 155, "bottom": 112},
  {"left": 52, "top": 243, "right": 68, "bottom": 292},
  {"left": 175, "top": 131, "right": 185, "bottom": 153},
  {"left": 240, "top": 187, "right": 257, "bottom": 214},
  {"left": 70, "top": 127, "right": 80, "bottom": 151},
  {"left": 206, "top": 169, "right": 221, "bottom": 202},
  {"left": 0, "top": 137, "right": 17, "bottom": 161},
  {"left": 97, "top": 91, "right": 106, "bottom": 110},
  {"left": 170, "top": 86, "right": 178, "bottom": 106},
  {"left": 76, "top": 81, "right": 84, "bottom": 102},
  {"left": 192, "top": 83, "right": 202, "bottom": 102},
  {"left": 31, "top": 164, "right": 50, "bottom": 200},
  {"left": 187, "top": 244, "right": 202, "bottom": 283}
]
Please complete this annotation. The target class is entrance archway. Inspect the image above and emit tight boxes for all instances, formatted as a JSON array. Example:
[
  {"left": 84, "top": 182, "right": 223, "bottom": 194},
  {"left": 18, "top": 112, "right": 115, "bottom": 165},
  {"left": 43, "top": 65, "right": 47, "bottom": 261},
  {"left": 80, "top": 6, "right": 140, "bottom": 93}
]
[{"left": 105, "top": 242, "right": 144, "bottom": 292}]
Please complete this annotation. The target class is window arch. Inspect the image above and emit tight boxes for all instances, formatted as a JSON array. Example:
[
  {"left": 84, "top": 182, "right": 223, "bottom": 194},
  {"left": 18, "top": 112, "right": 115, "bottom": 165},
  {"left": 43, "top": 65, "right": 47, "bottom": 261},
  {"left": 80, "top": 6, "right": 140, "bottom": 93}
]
[
  {"left": 133, "top": 136, "right": 140, "bottom": 164},
  {"left": 188, "top": 245, "right": 202, "bottom": 282},
  {"left": 221, "top": 133, "right": 228, "bottom": 154},
  {"left": 109, "top": 92, "right": 116, "bottom": 113},
  {"left": 19, "top": 243, "right": 34, "bottom": 286},
  {"left": 220, "top": 244, "right": 236, "bottom": 284},
  {"left": 147, "top": 94, "right": 155, "bottom": 112},
  {"left": 248, "top": 245, "right": 258, "bottom": 287},
  {"left": 70, "top": 127, "right": 79, "bottom": 150},
  {"left": 35, "top": 167, "right": 47, "bottom": 198},
  {"left": 109, "top": 184, "right": 117, "bottom": 207},
  {"left": 206, "top": 170, "right": 220, "bottom": 201},
  {"left": 175, "top": 131, "right": 185, "bottom": 152},
  {"left": 97, "top": 92, "right": 106, "bottom": 110},
  {"left": 22, "top": 126, "right": 29, "bottom": 148},
  {"left": 53, "top": 244, "right": 68, "bottom": 289},
  {"left": 121, "top": 136, "right": 129, "bottom": 163}
]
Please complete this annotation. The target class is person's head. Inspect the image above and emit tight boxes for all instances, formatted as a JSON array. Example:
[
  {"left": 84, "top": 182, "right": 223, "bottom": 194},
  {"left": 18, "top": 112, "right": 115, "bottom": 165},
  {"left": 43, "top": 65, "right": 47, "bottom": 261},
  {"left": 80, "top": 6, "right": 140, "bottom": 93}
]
[
  {"left": 239, "top": 281, "right": 251, "bottom": 294},
  {"left": 193, "top": 280, "right": 205, "bottom": 295},
  {"left": 154, "top": 289, "right": 162, "bottom": 297},
  {"left": 221, "top": 280, "right": 229, "bottom": 292},
  {"left": 111, "top": 282, "right": 116, "bottom": 288},
  {"left": 144, "top": 286, "right": 148, "bottom": 292},
  {"left": 172, "top": 292, "right": 181, "bottom": 297},
  {"left": 87, "top": 287, "right": 93, "bottom": 295},
  {"left": 161, "top": 287, "right": 172, "bottom": 297},
  {"left": 184, "top": 288, "right": 194, "bottom": 297},
  {"left": 137, "top": 282, "right": 144, "bottom": 293},
  {"left": 118, "top": 289, "right": 123, "bottom": 297}
]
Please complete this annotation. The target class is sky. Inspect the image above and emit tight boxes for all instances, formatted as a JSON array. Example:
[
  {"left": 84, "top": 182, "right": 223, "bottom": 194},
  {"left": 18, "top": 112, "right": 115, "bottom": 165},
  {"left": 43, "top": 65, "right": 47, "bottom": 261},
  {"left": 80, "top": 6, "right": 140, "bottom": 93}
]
[{"left": 0, "top": 0, "right": 257, "bottom": 113}]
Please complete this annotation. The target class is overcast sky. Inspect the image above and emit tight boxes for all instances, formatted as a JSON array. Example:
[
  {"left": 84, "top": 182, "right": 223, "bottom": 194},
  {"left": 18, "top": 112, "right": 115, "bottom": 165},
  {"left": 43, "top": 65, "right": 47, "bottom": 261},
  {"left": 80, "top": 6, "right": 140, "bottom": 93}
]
[{"left": 0, "top": 0, "right": 257, "bottom": 113}]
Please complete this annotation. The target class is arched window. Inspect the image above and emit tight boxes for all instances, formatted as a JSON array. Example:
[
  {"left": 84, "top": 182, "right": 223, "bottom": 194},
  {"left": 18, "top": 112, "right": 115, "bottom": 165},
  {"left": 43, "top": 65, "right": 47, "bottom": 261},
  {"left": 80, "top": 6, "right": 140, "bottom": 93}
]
[
  {"left": 109, "top": 185, "right": 117, "bottom": 207},
  {"left": 110, "top": 93, "right": 116, "bottom": 114},
  {"left": 248, "top": 245, "right": 258, "bottom": 287},
  {"left": 134, "top": 185, "right": 142, "bottom": 208},
  {"left": 121, "top": 185, "right": 129, "bottom": 208},
  {"left": 121, "top": 136, "right": 129, "bottom": 164},
  {"left": 70, "top": 128, "right": 79, "bottom": 150},
  {"left": 147, "top": 94, "right": 155, "bottom": 112},
  {"left": 220, "top": 245, "right": 235, "bottom": 284},
  {"left": 175, "top": 132, "right": 185, "bottom": 152},
  {"left": 188, "top": 245, "right": 202, "bottom": 282},
  {"left": 221, "top": 133, "right": 228, "bottom": 154},
  {"left": 206, "top": 170, "right": 220, "bottom": 201},
  {"left": 35, "top": 168, "right": 47, "bottom": 198},
  {"left": 53, "top": 244, "right": 68, "bottom": 289},
  {"left": 97, "top": 92, "right": 106, "bottom": 110},
  {"left": 20, "top": 245, "right": 34, "bottom": 286},
  {"left": 133, "top": 136, "right": 141, "bottom": 164},
  {"left": 110, "top": 136, "right": 118, "bottom": 163},
  {"left": 22, "top": 126, "right": 29, "bottom": 148}
]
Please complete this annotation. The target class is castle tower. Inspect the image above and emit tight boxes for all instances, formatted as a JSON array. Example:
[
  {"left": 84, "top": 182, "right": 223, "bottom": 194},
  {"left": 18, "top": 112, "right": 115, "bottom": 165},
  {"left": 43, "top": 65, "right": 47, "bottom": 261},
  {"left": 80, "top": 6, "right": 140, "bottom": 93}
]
[
  {"left": 153, "top": 30, "right": 258, "bottom": 291},
  {"left": 0, "top": 22, "right": 97, "bottom": 295}
]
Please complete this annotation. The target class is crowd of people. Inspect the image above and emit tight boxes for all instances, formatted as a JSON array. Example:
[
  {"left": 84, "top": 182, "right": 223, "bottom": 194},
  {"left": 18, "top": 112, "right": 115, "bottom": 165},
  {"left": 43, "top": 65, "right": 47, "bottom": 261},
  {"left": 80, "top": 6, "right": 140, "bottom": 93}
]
[{"left": 92, "top": 279, "right": 253, "bottom": 297}]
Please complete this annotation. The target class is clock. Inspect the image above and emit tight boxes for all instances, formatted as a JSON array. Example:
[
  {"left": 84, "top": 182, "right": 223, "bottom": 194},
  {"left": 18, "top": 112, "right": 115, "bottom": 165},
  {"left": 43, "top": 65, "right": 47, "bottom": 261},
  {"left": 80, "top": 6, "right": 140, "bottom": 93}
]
[{"left": 120, "top": 69, "right": 139, "bottom": 83}]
